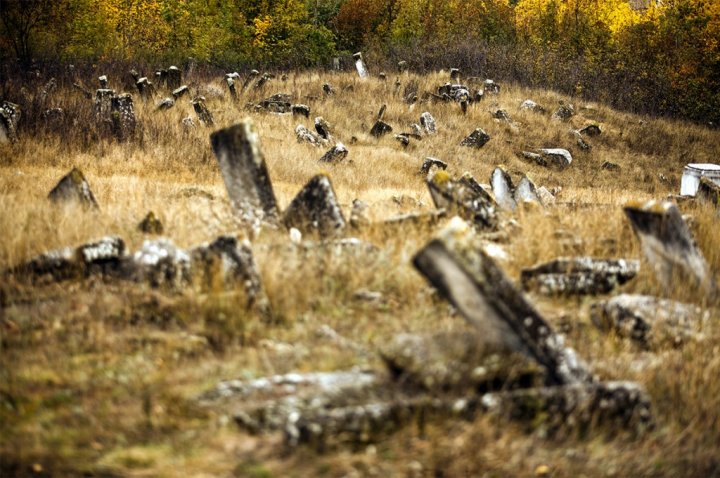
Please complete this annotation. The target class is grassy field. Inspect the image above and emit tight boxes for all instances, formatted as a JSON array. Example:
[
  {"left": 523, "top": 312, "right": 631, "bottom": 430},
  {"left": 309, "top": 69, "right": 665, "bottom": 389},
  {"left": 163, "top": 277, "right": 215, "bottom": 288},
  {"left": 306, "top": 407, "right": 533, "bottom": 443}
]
[{"left": 1, "top": 69, "right": 719, "bottom": 477}]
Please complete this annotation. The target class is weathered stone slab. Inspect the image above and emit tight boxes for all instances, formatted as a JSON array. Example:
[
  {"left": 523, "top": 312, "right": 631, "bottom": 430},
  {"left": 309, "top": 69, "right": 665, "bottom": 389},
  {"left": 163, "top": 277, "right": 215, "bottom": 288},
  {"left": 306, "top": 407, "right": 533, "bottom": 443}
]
[
  {"left": 420, "top": 112, "right": 437, "bottom": 135},
  {"left": 110, "top": 93, "right": 136, "bottom": 139},
  {"left": 484, "top": 79, "right": 500, "bottom": 94},
  {"left": 590, "top": 294, "right": 708, "bottom": 347},
  {"left": 579, "top": 124, "right": 602, "bottom": 137},
  {"left": 295, "top": 124, "right": 321, "bottom": 146},
  {"left": 192, "top": 96, "right": 214, "bottom": 125},
  {"left": 94, "top": 89, "right": 116, "bottom": 121},
  {"left": 167, "top": 66, "right": 182, "bottom": 89},
  {"left": 156, "top": 97, "right": 174, "bottom": 111},
  {"left": 210, "top": 121, "right": 279, "bottom": 227},
  {"left": 132, "top": 238, "right": 192, "bottom": 288},
  {"left": 427, "top": 172, "right": 497, "bottom": 230},
  {"left": 520, "top": 99, "right": 545, "bottom": 113},
  {"left": 624, "top": 201, "right": 715, "bottom": 297},
  {"left": 172, "top": 85, "right": 189, "bottom": 99},
  {"left": 522, "top": 149, "right": 573, "bottom": 170},
  {"left": 421, "top": 157, "right": 447, "bottom": 175},
  {"left": 322, "top": 83, "right": 335, "bottom": 95},
  {"left": 0, "top": 101, "right": 21, "bottom": 143},
  {"left": 319, "top": 143, "right": 348, "bottom": 163},
  {"left": 291, "top": 104, "right": 310, "bottom": 117},
  {"left": 282, "top": 174, "right": 346, "bottom": 238},
  {"left": 260, "top": 93, "right": 292, "bottom": 113},
  {"left": 370, "top": 120, "right": 392, "bottom": 137},
  {"left": 460, "top": 128, "right": 490, "bottom": 148},
  {"left": 412, "top": 218, "right": 593, "bottom": 385},
  {"left": 353, "top": 52, "right": 368, "bottom": 78},
  {"left": 350, "top": 199, "right": 370, "bottom": 229},
  {"left": 136, "top": 77, "right": 154, "bottom": 99},
  {"left": 514, "top": 175, "right": 541, "bottom": 206},
  {"left": 552, "top": 103, "right": 575, "bottom": 121},
  {"left": 394, "top": 133, "right": 410, "bottom": 147},
  {"left": 314, "top": 116, "right": 331, "bottom": 140},
  {"left": 48, "top": 168, "right": 99, "bottom": 209},
  {"left": 490, "top": 166, "right": 517, "bottom": 212},
  {"left": 521, "top": 257, "right": 640, "bottom": 295}
]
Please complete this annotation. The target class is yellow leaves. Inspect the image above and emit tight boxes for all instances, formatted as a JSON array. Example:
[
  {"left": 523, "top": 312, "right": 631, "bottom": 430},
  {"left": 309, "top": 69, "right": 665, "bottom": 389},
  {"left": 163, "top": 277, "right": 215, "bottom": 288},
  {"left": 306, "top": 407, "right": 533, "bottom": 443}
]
[{"left": 253, "top": 15, "right": 273, "bottom": 48}]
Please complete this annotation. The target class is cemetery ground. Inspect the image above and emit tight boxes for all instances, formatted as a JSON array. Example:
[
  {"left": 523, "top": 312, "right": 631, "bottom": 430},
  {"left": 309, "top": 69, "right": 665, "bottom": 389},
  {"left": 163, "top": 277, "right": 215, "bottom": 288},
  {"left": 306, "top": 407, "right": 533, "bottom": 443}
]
[{"left": 1, "top": 69, "right": 720, "bottom": 477}]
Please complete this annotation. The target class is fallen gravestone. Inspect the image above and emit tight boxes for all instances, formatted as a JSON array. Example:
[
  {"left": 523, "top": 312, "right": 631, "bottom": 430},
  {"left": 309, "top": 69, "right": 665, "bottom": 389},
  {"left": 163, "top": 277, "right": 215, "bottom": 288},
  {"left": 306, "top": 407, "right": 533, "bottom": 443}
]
[
  {"left": 624, "top": 200, "right": 715, "bottom": 298},
  {"left": 521, "top": 149, "right": 573, "bottom": 170},
  {"left": 210, "top": 121, "right": 280, "bottom": 227},
  {"left": 48, "top": 168, "right": 99, "bottom": 209},
  {"left": 590, "top": 294, "right": 708, "bottom": 347},
  {"left": 283, "top": 174, "right": 346, "bottom": 238},
  {"left": 521, "top": 257, "right": 640, "bottom": 295},
  {"left": 319, "top": 143, "right": 348, "bottom": 163},
  {"left": 460, "top": 128, "right": 490, "bottom": 148},
  {"left": 427, "top": 171, "right": 497, "bottom": 230}
]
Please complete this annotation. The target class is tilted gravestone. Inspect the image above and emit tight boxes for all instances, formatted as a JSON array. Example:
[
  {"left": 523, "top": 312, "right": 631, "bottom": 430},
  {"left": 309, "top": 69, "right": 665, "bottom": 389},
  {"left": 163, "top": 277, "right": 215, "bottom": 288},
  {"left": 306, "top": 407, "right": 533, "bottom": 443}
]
[
  {"left": 420, "top": 112, "right": 436, "bottom": 135},
  {"left": 48, "top": 168, "right": 99, "bottom": 209},
  {"left": 427, "top": 171, "right": 497, "bottom": 230},
  {"left": 353, "top": 52, "right": 368, "bottom": 78},
  {"left": 283, "top": 174, "right": 346, "bottom": 238},
  {"left": 319, "top": 143, "right": 348, "bottom": 163},
  {"left": 192, "top": 97, "right": 214, "bottom": 126},
  {"left": 210, "top": 121, "right": 280, "bottom": 227},
  {"left": 514, "top": 175, "right": 541, "bottom": 206},
  {"left": 460, "top": 128, "right": 490, "bottom": 148}
]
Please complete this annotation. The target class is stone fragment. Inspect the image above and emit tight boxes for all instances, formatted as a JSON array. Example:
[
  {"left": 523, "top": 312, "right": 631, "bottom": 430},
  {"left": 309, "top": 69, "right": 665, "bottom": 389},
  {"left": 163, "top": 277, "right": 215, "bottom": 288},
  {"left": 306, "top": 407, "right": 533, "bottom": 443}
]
[
  {"left": 353, "top": 52, "right": 368, "bottom": 78},
  {"left": 624, "top": 201, "right": 715, "bottom": 297},
  {"left": 172, "top": 85, "right": 189, "bottom": 99},
  {"left": 412, "top": 218, "right": 593, "bottom": 385},
  {"left": 314, "top": 116, "right": 331, "bottom": 140},
  {"left": 210, "top": 121, "right": 279, "bottom": 227},
  {"left": 370, "top": 120, "right": 392, "bottom": 138},
  {"left": 283, "top": 174, "right": 346, "bottom": 238},
  {"left": 322, "top": 83, "right": 335, "bottom": 95},
  {"left": 167, "top": 66, "right": 182, "bottom": 89},
  {"left": 291, "top": 104, "right": 310, "bottom": 117},
  {"left": 602, "top": 161, "right": 620, "bottom": 171},
  {"left": 536, "top": 186, "right": 556, "bottom": 206},
  {"left": 420, "top": 112, "right": 437, "bottom": 135},
  {"left": 394, "top": 134, "right": 410, "bottom": 147},
  {"left": 514, "top": 175, "right": 541, "bottom": 206},
  {"left": 493, "top": 109, "right": 512, "bottom": 122},
  {"left": 132, "top": 238, "right": 192, "bottom": 287},
  {"left": 521, "top": 257, "right": 640, "bottom": 295},
  {"left": 460, "top": 128, "right": 490, "bottom": 148},
  {"left": 490, "top": 166, "right": 517, "bottom": 212},
  {"left": 138, "top": 211, "right": 163, "bottom": 234},
  {"left": 156, "top": 97, "right": 174, "bottom": 111},
  {"left": 484, "top": 79, "right": 500, "bottom": 94},
  {"left": 319, "top": 143, "right": 348, "bottom": 163},
  {"left": 182, "top": 116, "right": 195, "bottom": 128},
  {"left": 552, "top": 103, "right": 575, "bottom": 121},
  {"left": 590, "top": 294, "right": 707, "bottom": 347},
  {"left": 260, "top": 93, "right": 292, "bottom": 113},
  {"left": 579, "top": 124, "right": 602, "bottom": 137},
  {"left": 427, "top": 172, "right": 497, "bottom": 230},
  {"left": 521, "top": 99, "right": 545, "bottom": 113},
  {"left": 48, "top": 168, "right": 99, "bottom": 209},
  {"left": 192, "top": 96, "right": 214, "bottom": 125},
  {"left": 295, "top": 124, "right": 321, "bottom": 146},
  {"left": 350, "top": 199, "right": 370, "bottom": 229},
  {"left": 421, "top": 157, "right": 447, "bottom": 175},
  {"left": 0, "top": 101, "right": 21, "bottom": 143},
  {"left": 522, "top": 149, "right": 573, "bottom": 170}
]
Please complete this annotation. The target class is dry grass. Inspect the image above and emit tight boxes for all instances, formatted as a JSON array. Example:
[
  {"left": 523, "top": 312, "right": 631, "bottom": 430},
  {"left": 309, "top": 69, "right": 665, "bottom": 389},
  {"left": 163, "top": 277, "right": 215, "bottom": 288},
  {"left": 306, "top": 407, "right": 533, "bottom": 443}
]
[{"left": 1, "top": 69, "right": 719, "bottom": 477}]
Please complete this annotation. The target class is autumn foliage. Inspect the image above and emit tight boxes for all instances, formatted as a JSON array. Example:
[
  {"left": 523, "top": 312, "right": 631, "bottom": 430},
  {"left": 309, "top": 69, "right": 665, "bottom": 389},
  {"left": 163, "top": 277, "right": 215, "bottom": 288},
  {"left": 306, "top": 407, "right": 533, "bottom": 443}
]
[{"left": 0, "top": 0, "right": 718, "bottom": 123}]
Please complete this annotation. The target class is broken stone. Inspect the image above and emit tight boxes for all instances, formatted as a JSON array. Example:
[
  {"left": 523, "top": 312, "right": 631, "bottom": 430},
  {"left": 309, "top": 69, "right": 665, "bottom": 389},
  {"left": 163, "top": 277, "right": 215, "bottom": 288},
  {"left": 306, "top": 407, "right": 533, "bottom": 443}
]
[
  {"left": 260, "top": 93, "right": 292, "bottom": 113},
  {"left": 493, "top": 109, "right": 512, "bottom": 122},
  {"left": 514, "top": 175, "right": 541, "bottom": 206},
  {"left": 210, "top": 121, "right": 279, "bottom": 227},
  {"left": 350, "top": 199, "right": 370, "bottom": 229},
  {"left": 483, "top": 79, "right": 500, "bottom": 94},
  {"left": 192, "top": 96, "right": 214, "bottom": 125},
  {"left": 322, "top": 83, "right": 335, "bottom": 96},
  {"left": 522, "top": 149, "right": 573, "bottom": 170},
  {"left": 295, "top": 124, "right": 321, "bottom": 146},
  {"left": 314, "top": 116, "right": 331, "bottom": 140},
  {"left": 136, "top": 77, "right": 154, "bottom": 99},
  {"left": 521, "top": 99, "right": 545, "bottom": 113},
  {"left": 427, "top": 171, "right": 497, "bottom": 230},
  {"left": 319, "top": 143, "right": 348, "bottom": 163},
  {"left": 353, "top": 52, "right": 368, "bottom": 78},
  {"left": 172, "top": 85, "right": 189, "bottom": 99},
  {"left": 570, "top": 129, "right": 591, "bottom": 151},
  {"left": 394, "top": 134, "right": 410, "bottom": 147},
  {"left": 421, "top": 157, "right": 447, "bottom": 176},
  {"left": 521, "top": 257, "right": 640, "bottom": 295},
  {"left": 0, "top": 101, "right": 21, "bottom": 143},
  {"left": 167, "top": 66, "right": 182, "bottom": 89},
  {"left": 420, "top": 112, "right": 437, "bottom": 135},
  {"left": 282, "top": 174, "right": 346, "bottom": 238},
  {"left": 412, "top": 218, "right": 593, "bottom": 385},
  {"left": 536, "top": 186, "right": 556, "bottom": 206},
  {"left": 138, "top": 211, "right": 163, "bottom": 234},
  {"left": 157, "top": 97, "right": 174, "bottom": 111},
  {"left": 370, "top": 120, "right": 392, "bottom": 138},
  {"left": 132, "top": 238, "right": 192, "bottom": 288},
  {"left": 602, "top": 161, "right": 620, "bottom": 171},
  {"left": 552, "top": 103, "right": 575, "bottom": 121},
  {"left": 590, "top": 294, "right": 707, "bottom": 347},
  {"left": 579, "top": 124, "right": 602, "bottom": 137},
  {"left": 490, "top": 167, "right": 517, "bottom": 212},
  {"left": 460, "top": 128, "right": 490, "bottom": 148},
  {"left": 291, "top": 104, "right": 310, "bottom": 117},
  {"left": 47, "top": 168, "right": 99, "bottom": 209},
  {"left": 624, "top": 201, "right": 715, "bottom": 297}
]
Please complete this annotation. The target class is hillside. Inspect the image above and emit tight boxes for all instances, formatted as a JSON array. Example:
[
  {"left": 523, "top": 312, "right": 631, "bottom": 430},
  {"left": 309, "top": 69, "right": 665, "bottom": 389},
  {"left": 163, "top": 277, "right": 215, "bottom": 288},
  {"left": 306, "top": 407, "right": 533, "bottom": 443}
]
[{"left": 1, "top": 68, "right": 719, "bottom": 477}]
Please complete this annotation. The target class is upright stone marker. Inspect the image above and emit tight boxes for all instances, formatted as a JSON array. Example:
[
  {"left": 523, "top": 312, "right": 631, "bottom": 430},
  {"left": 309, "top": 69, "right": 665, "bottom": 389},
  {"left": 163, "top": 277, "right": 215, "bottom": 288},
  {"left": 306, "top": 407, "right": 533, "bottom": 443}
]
[
  {"left": 490, "top": 167, "right": 517, "bottom": 212},
  {"left": 210, "top": 121, "right": 279, "bottom": 227},
  {"left": 283, "top": 174, "right": 346, "bottom": 238},
  {"left": 110, "top": 93, "right": 136, "bottom": 140},
  {"left": 0, "top": 101, "right": 20, "bottom": 143},
  {"left": 353, "top": 52, "right": 368, "bottom": 79},
  {"left": 167, "top": 66, "right": 182, "bottom": 89}
]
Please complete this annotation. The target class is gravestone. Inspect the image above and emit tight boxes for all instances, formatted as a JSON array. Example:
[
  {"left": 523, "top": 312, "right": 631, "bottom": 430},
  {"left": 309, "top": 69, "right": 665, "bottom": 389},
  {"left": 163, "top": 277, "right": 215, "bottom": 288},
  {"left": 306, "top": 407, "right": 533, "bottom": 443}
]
[
  {"left": 295, "top": 125, "right": 321, "bottom": 146},
  {"left": 319, "top": 143, "right": 348, "bottom": 163},
  {"left": 172, "top": 85, "right": 189, "bottom": 99},
  {"left": 521, "top": 257, "right": 640, "bottom": 295},
  {"left": 94, "top": 89, "right": 116, "bottom": 121},
  {"left": 490, "top": 167, "right": 517, "bottom": 212},
  {"left": 314, "top": 117, "right": 331, "bottom": 140},
  {"left": 370, "top": 120, "right": 392, "bottom": 137},
  {"left": 136, "top": 77, "right": 155, "bottom": 99},
  {"left": 514, "top": 175, "right": 541, "bottom": 206},
  {"left": 156, "top": 97, "right": 175, "bottom": 111},
  {"left": 420, "top": 112, "right": 436, "bottom": 135},
  {"left": 210, "top": 121, "right": 280, "bottom": 227},
  {"left": 460, "top": 128, "right": 490, "bottom": 148},
  {"left": 552, "top": 103, "right": 575, "bottom": 121},
  {"left": 353, "top": 52, "right": 368, "bottom": 78},
  {"left": 291, "top": 104, "right": 310, "bottom": 117},
  {"left": 138, "top": 211, "right": 163, "bottom": 234},
  {"left": 192, "top": 97, "right": 214, "bottom": 125},
  {"left": 427, "top": 172, "right": 497, "bottom": 230},
  {"left": 110, "top": 93, "right": 136, "bottom": 140},
  {"left": 167, "top": 66, "right": 182, "bottom": 89},
  {"left": 0, "top": 101, "right": 20, "bottom": 143},
  {"left": 521, "top": 99, "right": 545, "bottom": 113},
  {"left": 420, "top": 157, "right": 447, "bottom": 176},
  {"left": 48, "top": 168, "right": 99, "bottom": 209},
  {"left": 283, "top": 174, "right": 346, "bottom": 238}
]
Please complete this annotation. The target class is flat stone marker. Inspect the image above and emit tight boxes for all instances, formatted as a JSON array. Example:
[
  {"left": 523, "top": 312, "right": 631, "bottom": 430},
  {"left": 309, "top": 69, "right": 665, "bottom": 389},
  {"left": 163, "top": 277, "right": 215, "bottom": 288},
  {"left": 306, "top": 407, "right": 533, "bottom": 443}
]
[
  {"left": 624, "top": 200, "right": 715, "bottom": 297},
  {"left": 210, "top": 121, "right": 279, "bottom": 227},
  {"left": 48, "top": 168, "right": 99, "bottom": 209},
  {"left": 353, "top": 52, "right": 368, "bottom": 78},
  {"left": 283, "top": 174, "right": 346, "bottom": 238},
  {"left": 412, "top": 218, "right": 593, "bottom": 385},
  {"left": 521, "top": 257, "right": 640, "bottom": 295},
  {"left": 156, "top": 97, "right": 174, "bottom": 110}
]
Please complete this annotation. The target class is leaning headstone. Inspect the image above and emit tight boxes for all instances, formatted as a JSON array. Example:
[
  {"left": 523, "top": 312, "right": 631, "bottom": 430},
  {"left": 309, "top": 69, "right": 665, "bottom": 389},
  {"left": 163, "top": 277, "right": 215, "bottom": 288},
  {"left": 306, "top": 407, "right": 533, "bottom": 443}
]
[
  {"left": 370, "top": 120, "right": 392, "bottom": 138},
  {"left": 460, "top": 128, "right": 490, "bottom": 148},
  {"left": 319, "top": 143, "right": 348, "bottom": 163},
  {"left": 513, "top": 175, "right": 541, "bottom": 206},
  {"left": 210, "top": 121, "right": 280, "bottom": 227},
  {"left": 0, "top": 101, "right": 21, "bottom": 143},
  {"left": 167, "top": 66, "right": 182, "bottom": 89},
  {"left": 155, "top": 69, "right": 168, "bottom": 88},
  {"left": 490, "top": 167, "right": 517, "bottom": 212},
  {"left": 314, "top": 116, "right": 331, "bottom": 140},
  {"left": 172, "top": 85, "right": 189, "bottom": 99},
  {"left": 412, "top": 218, "right": 593, "bottom": 385},
  {"left": 283, "top": 174, "right": 346, "bottom": 238},
  {"left": 353, "top": 52, "right": 368, "bottom": 78},
  {"left": 590, "top": 294, "right": 708, "bottom": 347},
  {"left": 427, "top": 172, "right": 497, "bottom": 230},
  {"left": 420, "top": 112, "right": 436, "bottom": 135},
  {"left": 110, "top": 93, "right": 136, "bottom": 140},
  {"left": 48, "top": 168, "right": 99, "bottom": 209},
  {"left": 192, "top": 96, "right": 214, "bottom": 126},
  {"left": 226, "top": 72, "right": 240, "bottom": 98},
  {"left": 420, "top": 157, "right": 447, "bottom": 175},
  {"left": 138, "top": 211, "right": 164, "bottom": 234},
  {"left": 521, "top": 257, "right": 640, "bottom": 295},
  {"left": 624, "top": 201, "right": 715, "bottom": 297},
  {"left": 295, "top": 124, "right": 321, "bottom": 146},
  {"left": 242, "top": 70, "right": 260, "bottom": 90}
]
